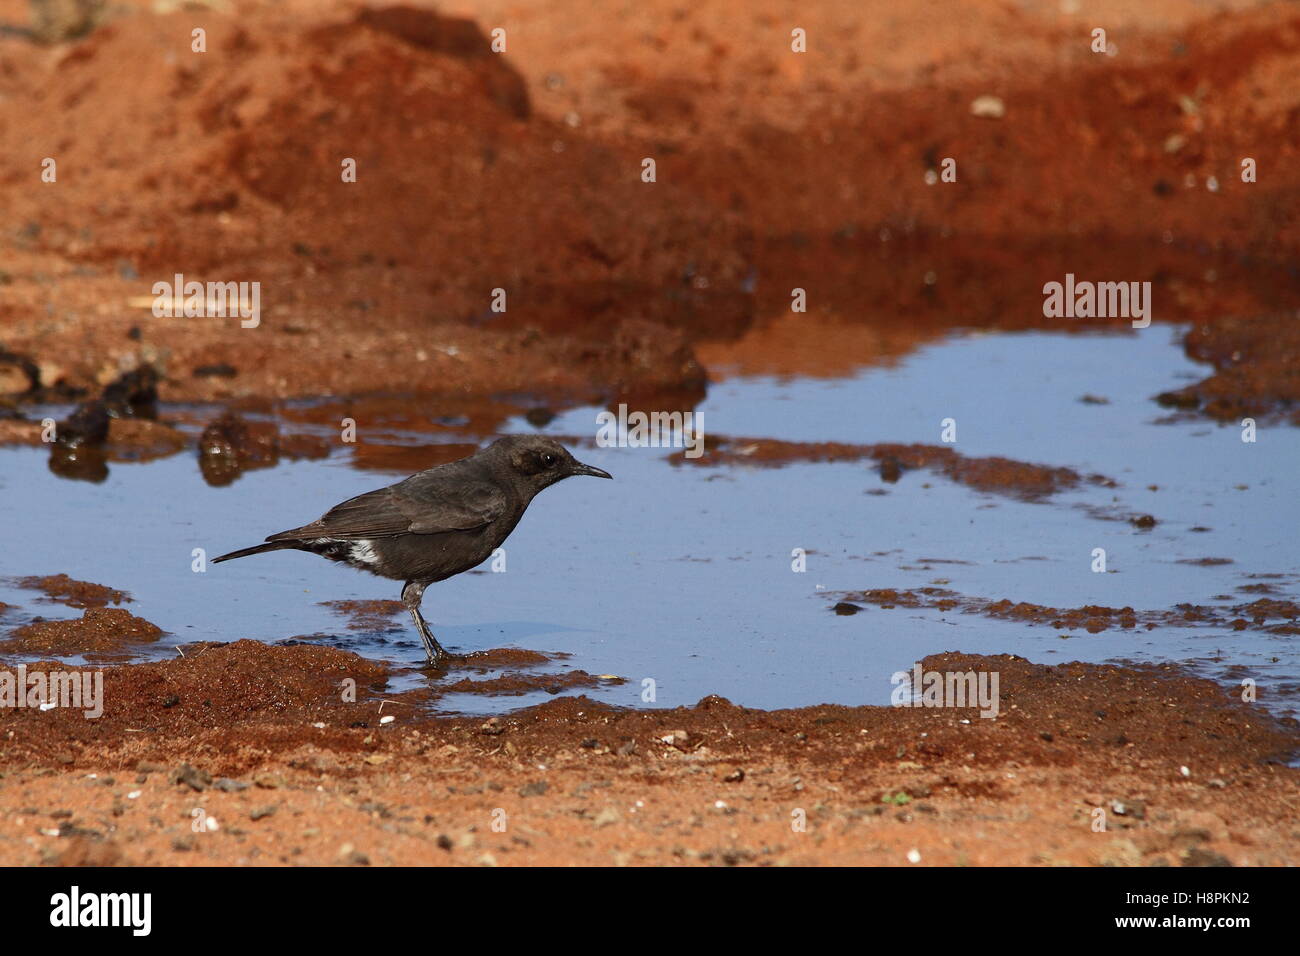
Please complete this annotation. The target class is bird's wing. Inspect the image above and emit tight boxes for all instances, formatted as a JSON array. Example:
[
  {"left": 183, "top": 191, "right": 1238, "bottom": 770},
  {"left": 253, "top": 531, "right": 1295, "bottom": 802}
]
[{"left": 268, "top": 478, "right": 506, "bottom": 542}]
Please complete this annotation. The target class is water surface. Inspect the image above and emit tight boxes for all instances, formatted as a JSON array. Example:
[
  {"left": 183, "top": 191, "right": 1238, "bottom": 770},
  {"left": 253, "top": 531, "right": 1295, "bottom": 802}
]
[{"left": 1, "top": 325, "right": 1295, "bottom": 716}]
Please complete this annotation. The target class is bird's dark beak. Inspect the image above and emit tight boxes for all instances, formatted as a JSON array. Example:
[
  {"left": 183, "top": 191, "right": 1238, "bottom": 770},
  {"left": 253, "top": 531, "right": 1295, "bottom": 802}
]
[{"left": 572, "top": 461, "right": 613, "bottom": 479}]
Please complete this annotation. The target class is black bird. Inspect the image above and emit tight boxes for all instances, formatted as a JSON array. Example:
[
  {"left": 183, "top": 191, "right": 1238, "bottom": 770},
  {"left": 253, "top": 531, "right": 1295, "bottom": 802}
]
[{"left": 212, "top": 435, "right": 612, "bottom": 664}]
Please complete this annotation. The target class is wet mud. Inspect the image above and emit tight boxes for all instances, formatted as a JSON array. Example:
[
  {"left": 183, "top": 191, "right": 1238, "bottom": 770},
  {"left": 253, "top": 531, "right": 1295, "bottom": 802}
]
[
  {"left": 434, "top": 669, "right": 626, "bottom": 700},
  {"left": 1, "top": 607, "right": 163, "bottom": 659},
  {"left": 13, "top": 573, "right": 130, "bottom": 609},
  {"left": 838, "top": 587, "right": 1300, "bottom": 640},
  {"left": 1157, "top": 314, "right": 1300, "bottom": 425},
  {"left": 312, "top": 602, "right": 620, "bottom": 701},
  {"left": 673, "top": 436, "right": 1108, "bottom": 501}
]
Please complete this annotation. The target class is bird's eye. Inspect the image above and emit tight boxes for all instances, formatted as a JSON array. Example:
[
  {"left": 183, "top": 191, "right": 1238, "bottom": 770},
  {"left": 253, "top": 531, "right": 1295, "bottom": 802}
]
[{"left": 541, "top": 453, "right": 557, "bottom": 467}]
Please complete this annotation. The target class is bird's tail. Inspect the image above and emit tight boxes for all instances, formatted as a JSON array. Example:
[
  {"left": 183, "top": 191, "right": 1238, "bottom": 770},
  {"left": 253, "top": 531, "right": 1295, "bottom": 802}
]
[{"left": 211, "top": 540, "right": 294, "bottom": 564}]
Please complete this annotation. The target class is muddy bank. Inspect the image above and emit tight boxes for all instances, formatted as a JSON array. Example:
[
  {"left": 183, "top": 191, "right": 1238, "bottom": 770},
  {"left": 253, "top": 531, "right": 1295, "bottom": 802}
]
[
  {"left": 0, "top": 1, "right": 1298, "bottom": 419},
  {"left": 833, "top": 587, "right": 1300, "bottom": 639},
  {"left": 0, "top": 4, "right": 735, "bottom": 404},
  {"left": 1157, "top": 314, "right": 1300, "bottom": 425},
  {"left": 672, "top": 436, "right": 1111, "bottom": 501},
  {"left": 0, "top": 638, "right": 1295, "bottom": 865},
  {"left": 13, "top": 573, "right": 130, "bottom": 609},
  {"left": 1, "top": 607, "right": 163, "bottom": 660}
]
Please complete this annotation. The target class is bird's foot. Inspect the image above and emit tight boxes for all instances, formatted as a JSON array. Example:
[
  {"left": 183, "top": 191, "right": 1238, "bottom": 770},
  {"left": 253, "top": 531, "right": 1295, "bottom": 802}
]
[
  {"left": 420, "top": 648, "right": 467, "bottom": 669},
  {"left": 417, "top": 631, "right": 465, "bottom": 668}
]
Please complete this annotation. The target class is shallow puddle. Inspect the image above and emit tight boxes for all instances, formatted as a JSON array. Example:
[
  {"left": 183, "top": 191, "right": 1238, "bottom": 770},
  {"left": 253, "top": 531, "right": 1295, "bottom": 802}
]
[{"left": 1, "top": 324, "right": 1295, "bottom": 716}]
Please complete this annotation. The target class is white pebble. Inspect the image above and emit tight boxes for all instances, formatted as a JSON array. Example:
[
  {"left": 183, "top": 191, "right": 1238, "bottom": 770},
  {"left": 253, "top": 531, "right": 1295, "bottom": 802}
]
[{"left": 970, "top": 95, "right": 1005, "bottom": 119}]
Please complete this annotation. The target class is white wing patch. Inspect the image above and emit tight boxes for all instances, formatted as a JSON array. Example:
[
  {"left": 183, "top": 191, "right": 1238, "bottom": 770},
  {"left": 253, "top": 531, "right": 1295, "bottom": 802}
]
[{"left": 349, "top": 540, "right": 380, "bottom": 567}]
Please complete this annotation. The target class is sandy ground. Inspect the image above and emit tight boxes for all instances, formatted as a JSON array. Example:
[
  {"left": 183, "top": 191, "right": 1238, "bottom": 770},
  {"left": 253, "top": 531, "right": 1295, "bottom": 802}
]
[
  {"left": 0, "top": 639, "right": 1296, "bottom": 867},
  {"left": 1, "top": 0, "right": 1298, "bottom": 865}
]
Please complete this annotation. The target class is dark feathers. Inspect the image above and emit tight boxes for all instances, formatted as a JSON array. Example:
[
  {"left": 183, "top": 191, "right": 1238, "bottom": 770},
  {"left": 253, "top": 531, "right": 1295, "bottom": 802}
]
[
  {"left": 212, "top": 435, "right": 610, "bottom": 583},
  {"left": 267, "top": 466, "right": 508, "bottom": 543}
]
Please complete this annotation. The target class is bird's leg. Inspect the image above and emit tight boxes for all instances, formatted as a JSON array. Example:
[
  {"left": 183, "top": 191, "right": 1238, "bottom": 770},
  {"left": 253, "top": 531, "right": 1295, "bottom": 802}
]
[{"left": 401, "top": 581, "right": 454, "bottom": 665}]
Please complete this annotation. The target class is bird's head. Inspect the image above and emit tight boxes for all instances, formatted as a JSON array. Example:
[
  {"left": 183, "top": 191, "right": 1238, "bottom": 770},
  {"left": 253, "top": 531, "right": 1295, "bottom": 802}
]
[{"left": 488, "top": 435, "right": 612, "bottom": 491}]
